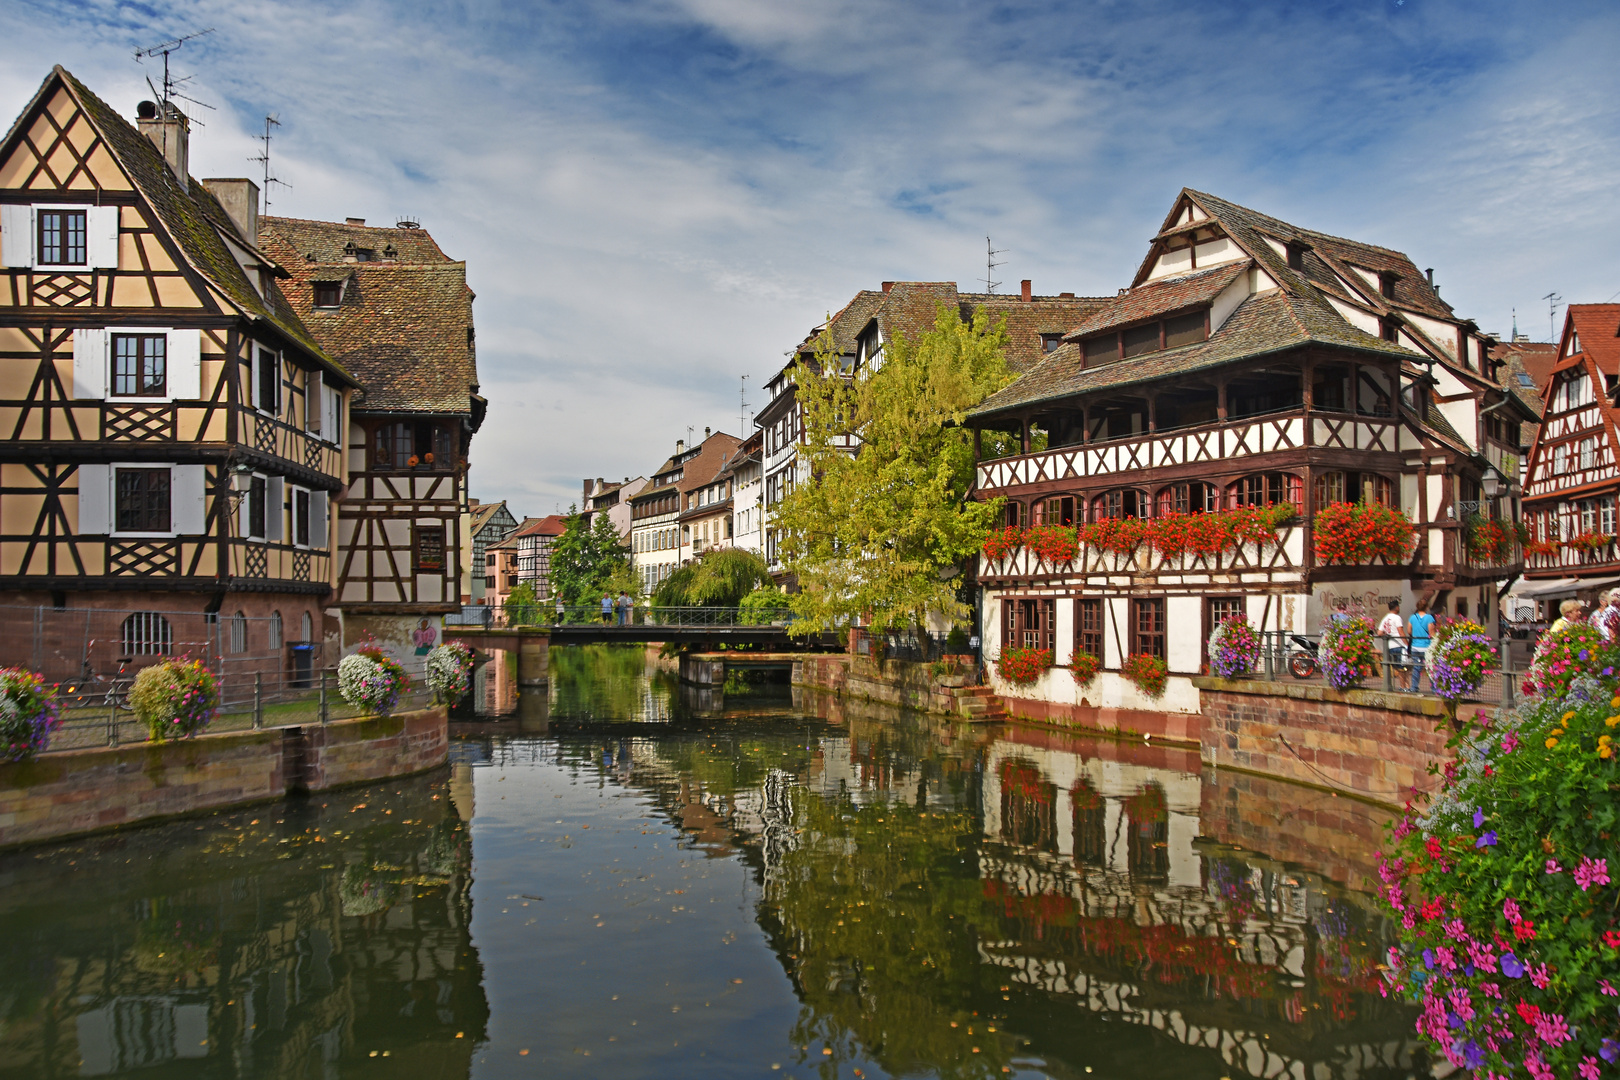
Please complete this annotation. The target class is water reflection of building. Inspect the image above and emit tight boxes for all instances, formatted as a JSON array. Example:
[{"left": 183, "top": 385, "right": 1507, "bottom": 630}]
[{"left": 0, "top": 772, "right": 489, "bottom": 1077}]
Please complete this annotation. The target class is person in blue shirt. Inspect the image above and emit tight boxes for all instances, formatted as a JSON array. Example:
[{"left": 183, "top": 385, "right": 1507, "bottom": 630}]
[{"left": 1407, "top": 600, "right": 1436, "bottom": 693}]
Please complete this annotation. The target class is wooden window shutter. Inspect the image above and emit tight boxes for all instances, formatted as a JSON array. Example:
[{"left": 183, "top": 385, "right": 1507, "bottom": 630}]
[
  {"left": 86, "top": 206, "right": 119, "bottom": 268},
  {"left": 0, "top": 205, "right": 33, "bottom": 267},
  {"left": 71, "top": 328, "right": 108, "bottom": 399},
  {"left": 307, "top": 370, "right": 323, "bottom": 434},
  {"left": 76, "top": 463, "right": 110, "bottom": 534},
  {"left": 170, "top": 465, "right": 207, "bottom": 535},
  {"left": 167, "top": 329, "right": 201, "bottom": 400},
  {"left": 324, "top": 380, "right": 341, "bottom": 444},
  {"left": 266, "top": 477, "right": 285, "bottom": 542},
  {"left": 311, "top": 491, "right": 329, "bottom": 549}
]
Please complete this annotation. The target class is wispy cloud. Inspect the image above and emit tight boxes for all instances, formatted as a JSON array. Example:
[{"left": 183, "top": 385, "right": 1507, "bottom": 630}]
[{"left": 3, "top": 0, "right": 1617, "bottom": 510}]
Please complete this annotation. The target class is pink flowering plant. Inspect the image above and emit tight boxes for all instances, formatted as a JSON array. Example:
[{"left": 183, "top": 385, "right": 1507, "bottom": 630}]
[
  {"left": 1527, "top": 623, "right": 1620, "bottom": 700},
  {"left": 128, "top": 658, "right": 220, "bottom": 741},
  {"left": 1207, "top": 615, "right": 1261, "bottom": 679},
  {"left": 1319, "top": 613, "right": 1378, "bottom": 691},
  {"left": 337, "top": 643, "right": 410, "bottom": 716},
  {"left": 0, "top": 667, "right": 60, "bottom": 762},
  {"left": 1378, "top": 668, "right": 1620, "bottom": 1077},
  {"left": 1425, "top": 618, "right": 1498, "bottom": 703}
]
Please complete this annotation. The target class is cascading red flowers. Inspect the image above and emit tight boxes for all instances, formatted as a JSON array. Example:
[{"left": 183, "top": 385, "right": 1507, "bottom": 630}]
[
  {"left": 1464, "top": 517, "right": 1516, "bottom": 563},
  {"left": 1069, "top": 652, "right": 1100, "bottom": 686},
  {"left": 981, "top": 525, "right": 1025, "bottom": 562},
  {"left": 1122, "top": 653, "right": 1168, "bottom": 697},
  {"left": 981, "top": 504, "right": 1296, "bottom": 563},
  {"left": 997, "top": 646, "right": 1053, "bottom": 686},
  {"left": 1023, "top": 524, "right": 1079, "bottom": 563},
  {"left": 1313, "top": 502, "right": 1415, "bottom": 564}
]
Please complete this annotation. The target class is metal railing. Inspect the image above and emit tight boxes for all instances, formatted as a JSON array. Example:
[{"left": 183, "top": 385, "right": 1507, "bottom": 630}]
[
  {"left": 502, "top": 605, "right": 797, "bottom": 629},
  {"left": 44, "top": 667, "right": 436, "bottom": 755},
  {"left": 1252, "top": 630, "right": 1525, "bottom": 707}
]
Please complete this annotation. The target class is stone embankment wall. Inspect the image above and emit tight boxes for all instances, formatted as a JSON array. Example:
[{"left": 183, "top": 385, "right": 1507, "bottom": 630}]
[
  {"left": 0, "top": 707, "right": 447, "bottom": 850},
  {"left": 794, "top": 654, "right": 992, "bottom": 717}
]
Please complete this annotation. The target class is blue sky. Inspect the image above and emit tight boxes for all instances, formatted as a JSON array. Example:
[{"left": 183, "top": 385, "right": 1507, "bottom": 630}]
[{"left": 4, "top": 0, "right": 1618, "bottom": 513}]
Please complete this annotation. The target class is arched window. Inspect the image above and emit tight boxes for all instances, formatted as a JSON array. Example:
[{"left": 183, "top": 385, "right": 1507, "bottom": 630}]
[
  {"left": 229, "top": 611, "right": 247, "bottom": 654},
  {"left": 1227, "top": 472, "right": 1302, "bottom": 508},
  {"left": 301, "top": 611, "right": 313, "bottom": 642},
  {"left": 1156, "top": 481, "right": 1217, "bottom": 516},
  {"left": 268, "top": 611, "right": 283, "bottom": 650},
  {"left": 121, "top": 612, "right": 172, "bottom": 656},
  {"left": 1313, "top": 471, "right": 1393, "bottom": 509},
  {"left": 1090, "top": 489, "right": 1144, "bottom": 521}
]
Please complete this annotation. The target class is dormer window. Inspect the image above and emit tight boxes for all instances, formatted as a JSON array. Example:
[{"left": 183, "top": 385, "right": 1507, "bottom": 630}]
[
  {"left": 1040, "top": 334, "right": 1063, "bottom": 353},
  {"left": 1284, "top": 243, "right": 1306, "bottom": 271},
  {"left": 1378, "top": 271, "right": 1399, "bottom": 299},
  {"left": 1080, "top": 309, "right": 1208, "bottom": 365},
  {"left": 1380, "top": 318, "right": 1399, "bottom": 343},
  {"left": 382, "top": 242, "right": 397, "bottom": 261},
  {"left": 342, "top": 241, "right": 375, "bottom": 263},
  {"left": 313, "top": 281, "right": 342, "bottom": 308}
]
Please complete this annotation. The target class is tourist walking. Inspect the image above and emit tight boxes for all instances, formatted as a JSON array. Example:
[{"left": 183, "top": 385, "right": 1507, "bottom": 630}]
[
  {"left": 1594, "top": 590, "right": 1620, "bottom": 641},
  {"left": 1407, "top": 600, "right": 1435, "bottom": 693},
  {"left": 1376, "top": 600, "right": 1405, "bottom": 678}
]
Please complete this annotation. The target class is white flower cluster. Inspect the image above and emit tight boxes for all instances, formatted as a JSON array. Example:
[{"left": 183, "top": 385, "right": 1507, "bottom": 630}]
[
  {"left": 337, "top": 652, "right": 395, "bottom": 714},
  {"left": 423, "top": 643, "right": 473, "bottom": 705}
]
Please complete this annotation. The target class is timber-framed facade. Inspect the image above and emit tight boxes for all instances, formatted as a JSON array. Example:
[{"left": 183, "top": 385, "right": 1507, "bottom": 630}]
[
  {"left": 965, "top": 189, "right": 1539, "bottom": 717},
  {"left": 0, "top": 67, "right": 357, "bottom": 672}
]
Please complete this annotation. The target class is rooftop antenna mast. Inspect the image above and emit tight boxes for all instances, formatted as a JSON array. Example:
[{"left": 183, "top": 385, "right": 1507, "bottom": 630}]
[
  {"left": 1511, "top": 307, "right": 1518, "bottom": 341},
  {"left": 739, "top": 375, "right": 751, "bottom": 434},
  {"left": 134, "top": 28, "right": 216, "bottom": 173},
  {"left": 248, "top": 115, "right": 290, "bottom": 215},
  {"left": 983, "top": 236, "right": 1006, "bottom": 294},
  {"left": 1542, "top": 292, "right": 1563, "bottom": 343}
]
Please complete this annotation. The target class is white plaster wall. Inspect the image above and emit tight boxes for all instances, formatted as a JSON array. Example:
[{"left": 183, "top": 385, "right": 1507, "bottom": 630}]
[
  {"left": 1429, "top": 528, "right": 1445, "bottom": 565},
  {"left": 1425, "top": 473, "right": 1445, "bottom": 525},
  {"left": 1194, "top": 237, "right": 1241, "bottom": 268},
  {"left": 1166, "top": 596, "right": 1202, "bottom": 673},
  {"left": 1401, "top": 474, "right": 1420, "bottom": 519},
  {"left": 1210, "top": 270, "right": 1253, "bottom": 333},
  {"left": 1406, "top": 311, "right": 1460, "bottom": 359},
  {"left": 1105, "top": 598, "right": 1128, "bottom": 668},
  {"left": 1149, "top": 246, "right": 1193, "bottom": 280},
  {"left": 987, "top": 666, "right": 1202, "bottom": 715},
  {"left": 1325, "top": 295, "right": 1381, "bottom": 338},
  {"left": 1055, "top": 599, "right": 1074, "bottom": 666}
]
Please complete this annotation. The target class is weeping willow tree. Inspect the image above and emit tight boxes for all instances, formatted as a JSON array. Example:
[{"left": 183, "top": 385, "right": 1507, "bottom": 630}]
[
  {"left": 652, "top": 548, "right": 771, "bottom": 607},
  {"left": 776, "top": 303, "right": 1010, "bottom": 635}
]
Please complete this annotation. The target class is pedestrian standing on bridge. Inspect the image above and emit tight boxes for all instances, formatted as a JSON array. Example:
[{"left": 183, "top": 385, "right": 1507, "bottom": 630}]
[
  {"left": 616, "top": 592, "right": 631, "bottom": 625},
  {"left": 555, "top": 594, "right": 565, "bottom": 624},
  {"left": 601, "top": 593, "right": 614, "bottom": 624}
]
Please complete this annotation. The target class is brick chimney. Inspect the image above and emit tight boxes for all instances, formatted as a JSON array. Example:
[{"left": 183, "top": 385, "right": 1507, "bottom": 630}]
[
  {"left": 136, "top": 100, "right": 189, "bottom": 190},
  {"left": 347, "top": 217, "right": 366, "bottom": 226},
  {"left": 881, "top": 282, "right": 894, "bottom": 293},
  {"left": 201, "top": 179, "right": 261, "bottom": 245},
  {"left": 1020, "top": 279, "right": 1032, "bottom": 302}
]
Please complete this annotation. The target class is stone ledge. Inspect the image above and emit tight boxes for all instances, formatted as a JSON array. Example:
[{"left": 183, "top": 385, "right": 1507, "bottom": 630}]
[{"left": 1192, "top": 677, "right": 1456, "bottom": 717}]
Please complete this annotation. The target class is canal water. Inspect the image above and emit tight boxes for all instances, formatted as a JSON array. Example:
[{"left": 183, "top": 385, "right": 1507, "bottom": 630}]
[{"left": 0, "top": 646, "right": 1424, "bottom": 1079}]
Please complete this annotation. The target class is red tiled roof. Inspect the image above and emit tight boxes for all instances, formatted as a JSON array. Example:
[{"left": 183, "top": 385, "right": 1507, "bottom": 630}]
[
  {"left": 1061, "top": 262, "right": 1249, "bottom": 340},
  {"left": 1568, "top": 305, "right": 1620, "bottom": 375}
]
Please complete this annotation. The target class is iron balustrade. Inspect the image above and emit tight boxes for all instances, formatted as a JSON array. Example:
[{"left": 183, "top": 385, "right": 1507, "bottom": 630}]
[{"left": 1250, "top": 629, "right": 1525, "bottom": 706}]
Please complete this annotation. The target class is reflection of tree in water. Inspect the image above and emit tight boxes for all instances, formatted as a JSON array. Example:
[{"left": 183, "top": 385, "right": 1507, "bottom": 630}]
[{"left": 549, "top": 644, "right": 678, "bottom": 721}]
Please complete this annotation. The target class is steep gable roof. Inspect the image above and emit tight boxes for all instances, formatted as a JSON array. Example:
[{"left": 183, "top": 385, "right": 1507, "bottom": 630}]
[
  {"left": 3, "top": 68, "right": 353, "bottom": 384},
  {"left": 1567, "top": 305, "right": 1620, "bottom": 376},
  {"left": 1061, "top": 262, "right": 1249, "bottom": 341}
]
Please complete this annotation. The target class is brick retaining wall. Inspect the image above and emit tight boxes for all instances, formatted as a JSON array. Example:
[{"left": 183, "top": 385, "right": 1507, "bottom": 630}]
[
  {"left": 0, "top": 707, "right": 447, "bottom": 850},
  {"left": 1194, "top": 678, "right": 1453, "bottom": 805}
]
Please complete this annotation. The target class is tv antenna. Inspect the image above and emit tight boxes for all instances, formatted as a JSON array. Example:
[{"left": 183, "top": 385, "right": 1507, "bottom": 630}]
[
  {"left": 248, "top": 115, "right": 291, "bottom": 215},
  {"left": 739, "top": 375, "right": 751, "bottom": 434},
  {"left": 1542, "top": 292, "right": 1563, "bottom": 342},
  {"left": 983, "top": 236, "right": 1006, "bottom": 294},
  {"left": 134, "top": 28, "right": 216, "bottom": 118}
]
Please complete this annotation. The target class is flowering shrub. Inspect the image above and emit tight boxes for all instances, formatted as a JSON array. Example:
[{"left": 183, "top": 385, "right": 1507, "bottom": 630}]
[
  {"left": 0, "top": 668, "right": 60, "bottom": 762},
  {"left": 981, "top": 525, "right": 1025, "bottom": 562},
  {"left": 337, "top": 644, "right": 410, "bottom": 716},
  {"left": 1319, "top": 614, "right": 1378, "bottom": 691},
  {"left": 1526, "top": 624, "right": 1620, "bottom": 700},
  {"left": 1378, "top": 673, "right": 1620, "bottom": 1078},
  {"left": 128, "top": 658, "right": 219, "bottom": 741},
  {"left": 1524, "top": 538, "right": 1562, "bottom": 560},
  {"left": 997, "top": 646, "right": 1053, "bottom": 687},
  {"left": 1069, "top": 651, "right": 1100, "bottom": 686},
  {"left": 1425, "top": 618, "right": 1496, "bottom": 703},
  {"left": 1122, "top": 653, "right": 1167, "bottom": 697},
  {"left": 1465, "top": 517, "right": 1517, "bottom": 564},
  {"left": 1207, "top": 615, "right": 1262, "bottom": 679},
  {"left": 1566, "top": 531, "right": 1615, "bottom": 555},
  {"left": 1225, "top": 501, "right": 1298, "bottom": 548},
  {"left": 1313, "top": 502, "right": 1415, "bottom": 565},
  {"left": 424, "top": 642, "right": 474, "bottom": 705},
  {"left": 1023, "top": 524, "right": 1078, "bottom": 564}
]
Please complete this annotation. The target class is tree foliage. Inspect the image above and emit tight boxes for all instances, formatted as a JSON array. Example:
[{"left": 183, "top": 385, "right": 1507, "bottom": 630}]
[
  {"left": 550, "top": 507, "right": 631, "bottom": 606},
  {"left": 503, "top": 581, "right": 543, "bottom": 625},
  {"left": 652, "top": 548, "right": 770, "bottom": 607},
  {"left": 775, "top": 303, "right": 1010, "bottom": 634}
]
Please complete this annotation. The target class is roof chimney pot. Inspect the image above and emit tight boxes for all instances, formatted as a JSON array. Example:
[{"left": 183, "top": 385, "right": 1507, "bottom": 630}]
[
  {"left": 1021, "top": 279, "right": 1032, "bottom": 302},
  {"left": 676, "top": 439, "right": 685, "bottom": 455},
  {"left": 136, "top": 101, "right": 190, "bottom": 191},
  {"left": 1059, "top": 292, "right": 1075, "bottom": 299},
  {"left": 881, "top": 281, "right": 894, "bottom": 293},
  {"left": 201, "top": 179, "right": 260, "bottom": 245}
]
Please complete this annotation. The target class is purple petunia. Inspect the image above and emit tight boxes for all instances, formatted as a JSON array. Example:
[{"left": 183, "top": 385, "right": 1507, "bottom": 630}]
[
  {"left": 1475, "top": 831, "right": 1498, "bottom": 848},
  {"left": 1499, "top": 952, "right": 1524, "bottom": 979}
]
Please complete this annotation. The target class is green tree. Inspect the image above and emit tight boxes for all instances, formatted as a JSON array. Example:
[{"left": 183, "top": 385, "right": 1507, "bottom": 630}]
[
  {"left": 776, "top": 303, "right": 1010, "bottom": 635},
  {"left": 504, "top": 581, "right": 542, "bottom": 625},
  {"left": 550, "top": 507, "right": 631, "bottom": 607},
  {"left": 652, "top": 548, "right": 770, "bottom": 608}
]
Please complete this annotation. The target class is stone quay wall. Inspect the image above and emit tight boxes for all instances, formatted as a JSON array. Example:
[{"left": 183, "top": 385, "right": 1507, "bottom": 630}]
[{"left": 0, "top": 707, "right": 447, "bottom": 850}]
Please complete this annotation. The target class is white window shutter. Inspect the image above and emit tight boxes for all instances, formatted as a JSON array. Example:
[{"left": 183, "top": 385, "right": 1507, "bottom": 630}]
[
  {"left": 71, "top": 328, "right": 107, "bottom": 399},
  {"left": 76, "top": 463, "right": 110, "bottom": 534},
  {"left": 266, "top": 476, "right": 285, "bottom": 541},
  {"left": 167, "top": 329, "right": 201, "bottom": 400},
  {"left": 86, "top": 206, "right": 119, "bottom": 268},
  {"left": 0, "top": 205, "right": 32, "bottom": 267},
  {"left": 312, "top": 490, "right": 329, "bottom": 548},
  {"left": 237, "top": 473, "right": 251, "bottom": 537},
  {"left": 246, "top": 351, "right": 259, "bottom": 410},
  {"left": 326, "top": 382, "right": 342, "bottom": 445},
  {"left": 170, "top": 464, "right": 207, "bottom": 535}
]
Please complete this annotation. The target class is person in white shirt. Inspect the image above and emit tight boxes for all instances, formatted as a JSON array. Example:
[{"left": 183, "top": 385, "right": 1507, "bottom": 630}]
[{"left": 1376, "top": 599, "right": 1406, "bottom": 677}]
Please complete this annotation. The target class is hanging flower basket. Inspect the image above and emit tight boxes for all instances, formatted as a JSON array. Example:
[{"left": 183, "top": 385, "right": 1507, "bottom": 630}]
[
  {"left": 0, "top": 668, "right": 60, "bottom": 762},
  {"left": 1313, "top": 502, "right": 1415, "bottom": 564},
  {"left": 1425, "top": 620, "right": 1496, "bottom": 702},
  {"left": 997, "top": 646, "right": 1053, "bottom": 686},
  {"left": 1318, "top": 614, "right": 1378, "bottom": 691},
  {"left": 338, "top": 644, "right": 410, "bottom": 716},
  {"left": 1122, "top": 653, "right": 1167, "bottom": 697},
  {"left": 981, "top": 525, "right": 1026, "bottom": 562},
  {"left": 1081, "top": 517, "right": 1152, "bottom": 556},
  {"left": 424, "top": 642, "right": 474, "bottom": 705},
  {"left": 1463, "top": 516, "right": 1515, "bottom": 563},
  {"left": 128, "top": 658, "right": 220, "bottom": 741},
  {"left": 1207, "top": 615, "right": 1262, "bottom": 680},
  {"left": 1564, "top": 531, "right": 1614, "bottom": 555}
]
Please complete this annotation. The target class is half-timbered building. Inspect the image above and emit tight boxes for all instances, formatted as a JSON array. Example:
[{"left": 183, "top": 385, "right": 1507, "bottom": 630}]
[
  {"left": 466, "top": 498, "right": 518, "bottom": 605},
  {"left": 966, "top": 189, "right": 1538, "bottom": 719},
  {"left": 0, "top": 67, "right": 357, "bottom": 680},
  {"left": 258, "top": 213, "right": 482, "bottom": 667},
  {"left": 1521, "top": 305, "right": 1620, "bottom": 592}
]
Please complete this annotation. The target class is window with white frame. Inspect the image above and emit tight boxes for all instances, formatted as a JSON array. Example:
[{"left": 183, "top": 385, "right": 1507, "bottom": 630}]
[{"left": 1, "top": 204, "right": 118, "bottom": 269}]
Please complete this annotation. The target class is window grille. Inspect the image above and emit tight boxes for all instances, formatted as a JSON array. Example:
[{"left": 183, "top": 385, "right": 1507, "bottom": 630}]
[
  {"left": 229, "top": 612, "right": 247, "bottom": 654},
  {"left": 121, "top": 612, "right": 172, "bottom": 656},
  {"left": 269, "top": 611, "right": 283, "bottom": 650}
]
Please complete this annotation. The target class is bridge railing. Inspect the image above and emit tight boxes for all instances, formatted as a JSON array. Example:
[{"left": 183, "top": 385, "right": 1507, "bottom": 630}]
[{"left": 500, "top": 604, "right": 798, "bottom": 629}]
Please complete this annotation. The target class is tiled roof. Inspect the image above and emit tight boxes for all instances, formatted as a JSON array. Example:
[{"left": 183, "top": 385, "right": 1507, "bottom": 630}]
[
  {"left": 468, "top": 501, "right": 512, "bottom": 535},
  {"left": 972, "top": 288, "right": 1412, "bottom": 418},
  {"left": 679, "top": 497, "right": 733, "bottom": 523},
  {"left": 1491, "top": 340, "right": 1558, "bottom": 396},
  {"left": 25, "top": 69, "right": 352, "bottom": 384},
  {"left": 511, "top": 514, "right": 566, "bottom": 538},
  {"left": 253, "top": 216, "right": 452, "bottom": 265},
  {"left": 960, "top": 292, "right": 1111, "bottom": 373},
  {"left": 1059, "top": 262, "right": 1249, "bottom": 340},
  {"left": 261, "top": 217, "right": 477, "bottom": 416},
  {"left": 1569, "top": 305, "right": 1620, "bottom": 376}
]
